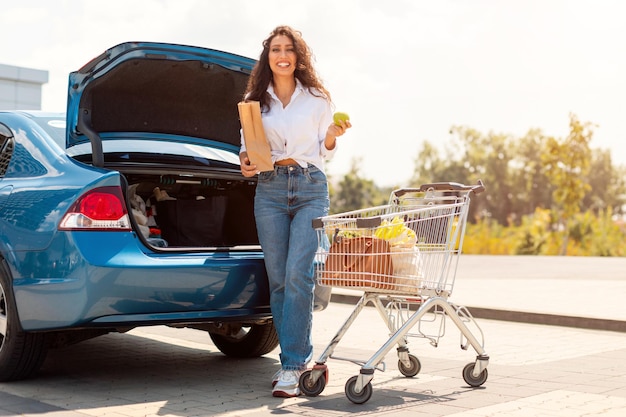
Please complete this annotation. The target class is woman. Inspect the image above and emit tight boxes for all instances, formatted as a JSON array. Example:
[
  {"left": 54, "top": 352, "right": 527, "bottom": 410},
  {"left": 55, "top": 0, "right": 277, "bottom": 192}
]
[{"left": 239, "top": 25, "right": 351, "bottom": 397}]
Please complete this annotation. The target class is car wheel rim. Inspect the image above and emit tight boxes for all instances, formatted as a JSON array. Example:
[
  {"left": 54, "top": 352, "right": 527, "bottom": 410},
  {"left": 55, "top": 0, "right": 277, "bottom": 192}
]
[
  {"left": 0, "top": 283, "right": 7, "bottom": 346},
  {"left": 227, "top": 326, "right": 250, "bottom": 341}
]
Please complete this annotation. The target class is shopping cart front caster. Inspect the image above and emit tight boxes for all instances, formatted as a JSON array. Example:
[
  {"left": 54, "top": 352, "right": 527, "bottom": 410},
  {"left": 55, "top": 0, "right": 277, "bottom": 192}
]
[
  {"left": 299, "top": 364, "right": 328, "bottom": 397},
  {"left": 398, "top": 353, "right": 421, "bottom": 377},
  {"left": 345, "top": 375, "right": 373, "bottom": 404},
  {"left": 462, "top": 362, "right": 488, "bottom": 387}
]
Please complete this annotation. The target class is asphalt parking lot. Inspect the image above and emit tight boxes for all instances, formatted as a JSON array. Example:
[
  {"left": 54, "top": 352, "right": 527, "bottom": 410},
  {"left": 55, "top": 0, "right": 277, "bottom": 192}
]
[{"left": 1, "top": 255, "right": 625, "bottom": 416}]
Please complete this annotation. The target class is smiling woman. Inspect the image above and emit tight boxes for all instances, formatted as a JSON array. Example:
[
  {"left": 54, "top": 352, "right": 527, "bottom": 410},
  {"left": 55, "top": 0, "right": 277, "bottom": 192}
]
[{"left": 238, "top": 25, "right": 352, "bottom": 398}]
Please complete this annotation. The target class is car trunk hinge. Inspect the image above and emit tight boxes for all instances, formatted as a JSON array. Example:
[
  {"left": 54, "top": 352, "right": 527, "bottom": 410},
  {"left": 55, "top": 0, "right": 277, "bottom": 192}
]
[{"left": 77, "top": 107, "right": 104, "bottom": 167}]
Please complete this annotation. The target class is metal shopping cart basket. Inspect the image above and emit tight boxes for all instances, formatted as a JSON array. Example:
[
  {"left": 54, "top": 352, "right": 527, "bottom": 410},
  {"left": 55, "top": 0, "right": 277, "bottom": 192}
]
[{"left": 300, "top": 180, "right": 489, "bottom": 404}]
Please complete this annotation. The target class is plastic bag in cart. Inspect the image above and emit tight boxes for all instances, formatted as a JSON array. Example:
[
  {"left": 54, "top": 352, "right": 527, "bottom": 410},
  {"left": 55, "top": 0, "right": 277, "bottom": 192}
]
[{"left": 390, "top": 245, "right": 424, "bottom": 291}]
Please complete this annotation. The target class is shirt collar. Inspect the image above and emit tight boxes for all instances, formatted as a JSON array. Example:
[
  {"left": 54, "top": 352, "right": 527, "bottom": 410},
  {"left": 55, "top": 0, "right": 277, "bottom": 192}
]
[{"left": 268, "top": 79, "right": 305, "bottom": 102}]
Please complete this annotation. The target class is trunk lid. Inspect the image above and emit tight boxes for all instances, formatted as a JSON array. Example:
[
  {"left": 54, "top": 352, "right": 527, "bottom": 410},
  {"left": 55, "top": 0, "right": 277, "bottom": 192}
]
[{"left": 66, "top": 42, "right": 254, "bottom": 167}]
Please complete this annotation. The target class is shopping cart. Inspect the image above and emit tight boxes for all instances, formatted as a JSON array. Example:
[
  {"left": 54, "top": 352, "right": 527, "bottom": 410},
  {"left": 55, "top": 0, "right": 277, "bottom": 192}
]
[{"left": 300, "top": 180, "right": 488, "bottom": 404}]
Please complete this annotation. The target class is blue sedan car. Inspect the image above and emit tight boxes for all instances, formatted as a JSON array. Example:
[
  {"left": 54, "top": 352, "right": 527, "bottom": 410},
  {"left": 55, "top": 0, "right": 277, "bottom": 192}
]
[{"left": 0, "top": 42, "right": 278, "bottom": 381}]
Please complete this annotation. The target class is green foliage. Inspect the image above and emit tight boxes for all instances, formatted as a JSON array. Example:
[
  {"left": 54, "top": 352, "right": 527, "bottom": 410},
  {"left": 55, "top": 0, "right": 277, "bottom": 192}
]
[
  {"left": 568, "top": 208, "right": 626, "bottom": 257},
  {"left": 584, "top": 149, "right": 626, "bottom": 214},
  {"left": 409, "top": 115, "right": 624, "bottom": 226},
  {"left": 462, "top": 218, "right": 516, "bottom": 255},
  {"left": 330, "top": 157, "right": 387, "bottom": 214},
  {"left": 330, "top": 114, "right": 626, "bottom": 256},
  {"left": 512, "top": 208, "right": 553, "bottom": 255},
  {"left": 462, "top": 208, "right": 626, "bottom": 256},
  {"left": 541, "top": 114, "right": 594, "bottom": 254}
]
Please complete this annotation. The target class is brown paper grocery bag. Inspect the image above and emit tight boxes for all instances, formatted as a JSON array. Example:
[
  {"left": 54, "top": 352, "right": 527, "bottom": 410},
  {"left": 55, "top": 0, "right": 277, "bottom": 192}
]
[{"left": 238, "top": 101, "right": 274, "bottom": 172}]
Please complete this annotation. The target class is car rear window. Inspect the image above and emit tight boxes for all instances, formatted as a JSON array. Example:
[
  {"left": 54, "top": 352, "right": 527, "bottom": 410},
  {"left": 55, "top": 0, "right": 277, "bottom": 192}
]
[{"left": 33, "top": 116, "right": 66, "bottom": 149}]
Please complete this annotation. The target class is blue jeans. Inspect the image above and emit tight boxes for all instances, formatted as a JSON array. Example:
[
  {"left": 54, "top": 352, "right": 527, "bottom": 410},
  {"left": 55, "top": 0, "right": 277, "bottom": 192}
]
[{"left": 255, "top": 164, "right": 329, "bottom": 371}]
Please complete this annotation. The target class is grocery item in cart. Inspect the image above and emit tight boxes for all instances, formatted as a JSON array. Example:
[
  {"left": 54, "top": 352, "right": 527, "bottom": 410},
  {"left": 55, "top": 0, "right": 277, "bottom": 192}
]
[
  {"left": 321, "top": 236, "right": 395, "bottom": 290},
  {"left": 375, "top": 216, "right": 424, "bottom": 291},
  {"left": 390, "top": 245, "right": 424, "bottom": 290}
]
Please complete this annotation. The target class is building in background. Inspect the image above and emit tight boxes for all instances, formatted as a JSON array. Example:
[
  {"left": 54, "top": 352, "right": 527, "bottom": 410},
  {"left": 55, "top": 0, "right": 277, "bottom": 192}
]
[{"left": 0, "top": 63, "right": 48, "bottom": 110}]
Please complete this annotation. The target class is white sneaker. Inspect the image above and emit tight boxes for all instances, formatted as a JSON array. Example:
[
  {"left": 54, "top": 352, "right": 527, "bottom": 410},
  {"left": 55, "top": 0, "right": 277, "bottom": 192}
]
[
  {"left": 272, "top": 369, "right": 302, "bottom": 398},
  {"left": 271, "top": 369, "right": 283, "bottom": 387}
]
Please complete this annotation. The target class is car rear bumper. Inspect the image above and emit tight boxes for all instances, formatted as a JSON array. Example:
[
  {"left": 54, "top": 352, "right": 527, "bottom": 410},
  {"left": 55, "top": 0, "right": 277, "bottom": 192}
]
[{"left": 11, "top": 231, "right": 270, "bottom": 331}]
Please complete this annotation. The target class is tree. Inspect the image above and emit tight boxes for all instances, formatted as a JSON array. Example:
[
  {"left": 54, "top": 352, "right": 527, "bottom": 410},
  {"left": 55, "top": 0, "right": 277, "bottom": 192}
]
[
  {"left": 584, "top": 148, "right": 626, "bottom": 216},
  {"left": 409, "top": 140, "right": 451, "bottom": 186},
  {"left": 403, "top": 113, "right": 626, "bottom": 256},
  {"left": 510, "top": 129, "right": 554, "bottom": 220},
  {"left": 331, "top": 157, "right": 386, "bottom": 213},
  {"left": 541, "top": 114, "right": 593, "bottom": 255}
]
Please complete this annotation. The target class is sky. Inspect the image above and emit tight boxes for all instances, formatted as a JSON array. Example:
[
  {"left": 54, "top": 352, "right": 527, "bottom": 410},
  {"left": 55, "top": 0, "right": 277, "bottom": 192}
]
[{"left": 3, "top": 0, "right": 625, "bottom": 187}]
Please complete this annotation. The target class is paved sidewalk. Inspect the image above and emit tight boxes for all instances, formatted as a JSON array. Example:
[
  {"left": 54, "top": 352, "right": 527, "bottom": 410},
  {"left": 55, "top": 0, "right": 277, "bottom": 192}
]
[
  {"left": 453, "top": 255, "right": 626, "bottom": 323},
  {"left": 0, "top": 255, "right": 625, "bottom": 416},
  {"left": 333, "top": 255, "right": 626, "bottom": 331}
]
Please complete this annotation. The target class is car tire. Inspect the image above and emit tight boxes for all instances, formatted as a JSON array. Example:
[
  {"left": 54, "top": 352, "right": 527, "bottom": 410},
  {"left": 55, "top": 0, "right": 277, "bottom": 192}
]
[
  {"left": 0, "top": 259, "right": 49, "bottom": 381},
  {"left": 208, "top": 321, "right": 279, "bottom": 358}
]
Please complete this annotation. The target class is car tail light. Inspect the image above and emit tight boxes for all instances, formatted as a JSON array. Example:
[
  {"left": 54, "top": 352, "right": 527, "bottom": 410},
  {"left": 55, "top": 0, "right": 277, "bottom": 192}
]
[{"left": 59, "top": 186, "right": 131, "bottom": 231}]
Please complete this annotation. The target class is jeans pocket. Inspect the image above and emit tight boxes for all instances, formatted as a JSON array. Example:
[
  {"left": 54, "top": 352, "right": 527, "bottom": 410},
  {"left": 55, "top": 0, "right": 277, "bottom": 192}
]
[
  {"left": 257, "top": 170, "right": 276, "bottom": 183},
  {"left": 305, "top": 166, "right": 327, "bottom": 184}
]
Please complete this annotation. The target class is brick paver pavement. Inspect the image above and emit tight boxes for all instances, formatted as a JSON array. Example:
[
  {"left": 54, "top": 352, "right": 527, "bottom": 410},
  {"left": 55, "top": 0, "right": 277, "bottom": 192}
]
[
  {"left": 0, "top": 302, "right": 625, "bottom": 416},
  {"left": 1, "top": 255, "right": 624, "bottom": 416}
]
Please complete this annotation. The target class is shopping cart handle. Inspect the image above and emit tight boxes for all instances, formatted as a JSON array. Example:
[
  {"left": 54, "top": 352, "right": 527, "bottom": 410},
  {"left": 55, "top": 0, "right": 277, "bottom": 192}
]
[{"left": 394, "top": 180, "right": 485, "bottom": 196}]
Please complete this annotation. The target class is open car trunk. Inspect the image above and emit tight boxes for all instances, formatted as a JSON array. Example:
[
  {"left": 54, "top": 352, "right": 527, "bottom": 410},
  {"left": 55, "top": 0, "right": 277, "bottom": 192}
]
[
  {"left": 124, "top": 171, "right": 259, "bottom": 249},
  {"left": 64, "top": 42, "right": 260, "bottom": 249}
]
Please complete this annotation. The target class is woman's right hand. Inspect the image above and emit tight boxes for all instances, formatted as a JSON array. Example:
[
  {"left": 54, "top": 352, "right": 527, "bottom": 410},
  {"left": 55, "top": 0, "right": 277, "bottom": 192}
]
[{"left": 239, "top": 152, "right": 259, "bottom": 177}]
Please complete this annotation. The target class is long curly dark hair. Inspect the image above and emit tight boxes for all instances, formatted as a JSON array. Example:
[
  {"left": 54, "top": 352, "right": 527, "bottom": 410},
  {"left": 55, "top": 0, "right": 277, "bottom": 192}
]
[{"left": 243, "top": 25, "right": 331, "bottom": 112}]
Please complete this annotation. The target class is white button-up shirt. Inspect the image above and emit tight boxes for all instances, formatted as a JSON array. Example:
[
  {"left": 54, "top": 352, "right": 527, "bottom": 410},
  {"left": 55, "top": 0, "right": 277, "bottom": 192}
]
[{"left": 240, "top": 80, "right": 337, "bottom": 173}]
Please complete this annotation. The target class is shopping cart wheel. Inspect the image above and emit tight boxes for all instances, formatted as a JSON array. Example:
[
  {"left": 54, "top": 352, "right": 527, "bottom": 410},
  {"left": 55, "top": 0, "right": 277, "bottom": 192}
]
[
  {"left": 299, "top": 369, "right": 327, "bottom": 397},
  {"left": 345, "top": 375, "right": 373, "bottom": 404},
  {"left": 462, "top": 362, "right": 488, "bottom": 387},
  {"left": 398, "top": 354, "right": 421, "bottom": 377}
]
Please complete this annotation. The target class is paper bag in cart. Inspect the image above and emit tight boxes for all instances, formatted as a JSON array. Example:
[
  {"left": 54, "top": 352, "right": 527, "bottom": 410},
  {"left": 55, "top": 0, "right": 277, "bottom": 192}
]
[
  {"left": 321, "top": 236, "right": 396, "bottom": 291},
  {"left": 238, "top": 101, "right": 274, "bottom": 172}
]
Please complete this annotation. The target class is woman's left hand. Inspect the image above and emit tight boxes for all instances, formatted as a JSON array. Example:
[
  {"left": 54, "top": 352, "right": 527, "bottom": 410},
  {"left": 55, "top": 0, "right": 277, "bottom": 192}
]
[
  {"left": 328, "top": 119, "right": 352, "bottom": 138},
  {"left": 324, "top": 119, "right": 352, "bottom": 150},
  {"left": 324, "top": 120, "right": 352, "bottom": 150}
]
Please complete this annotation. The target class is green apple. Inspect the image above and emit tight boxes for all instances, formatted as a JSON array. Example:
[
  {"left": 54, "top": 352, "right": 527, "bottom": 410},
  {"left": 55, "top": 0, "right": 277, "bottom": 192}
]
[{"left": 333, "top": 112, "right": 350, "bottom": 126}]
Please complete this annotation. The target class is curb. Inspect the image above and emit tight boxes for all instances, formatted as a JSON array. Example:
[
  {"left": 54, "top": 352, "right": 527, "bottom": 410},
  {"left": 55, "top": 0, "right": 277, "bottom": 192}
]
[{"left": 329, "top": 293, "right": 626, "bottom": 333}]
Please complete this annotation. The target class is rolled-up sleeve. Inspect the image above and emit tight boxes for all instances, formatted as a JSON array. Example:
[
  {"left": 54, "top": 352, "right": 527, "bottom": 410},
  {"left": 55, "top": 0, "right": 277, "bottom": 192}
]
[{"left": 319, "top": 102, "right": 337, "bottom": 160}]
